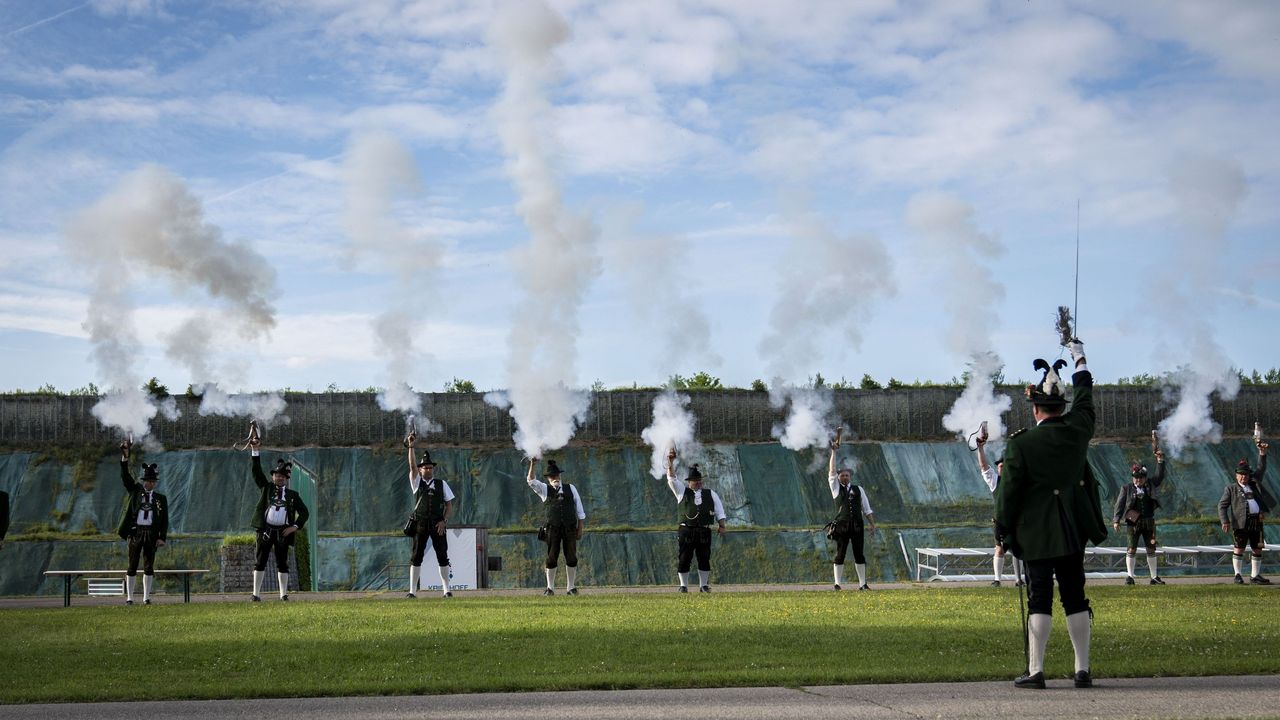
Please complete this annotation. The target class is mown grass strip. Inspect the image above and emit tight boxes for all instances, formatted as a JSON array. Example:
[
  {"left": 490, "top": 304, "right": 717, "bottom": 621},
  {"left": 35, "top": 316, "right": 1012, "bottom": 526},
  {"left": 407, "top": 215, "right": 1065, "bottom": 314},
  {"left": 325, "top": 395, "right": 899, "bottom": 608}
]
[{"left": 0, "top": 585, "right": 1275, "bottom": 703}]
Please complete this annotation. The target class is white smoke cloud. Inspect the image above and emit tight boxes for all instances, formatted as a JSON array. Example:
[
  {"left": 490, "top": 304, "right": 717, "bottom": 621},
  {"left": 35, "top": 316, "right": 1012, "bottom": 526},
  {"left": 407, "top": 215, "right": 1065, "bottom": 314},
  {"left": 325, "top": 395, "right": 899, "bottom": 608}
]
[
  {"left": 195, "top": 383, "right": 290, "bottom": 429},
  {"left": 1153, "top": 154, "right": 1247, "bottom": 458},
  {"left": 906, "top": 191, "right": 1011, "bottom": 441},
  {"left": 769, "top": 382, "right": 837, "bottom": 452},
  {"left": 491, "top": 0, "right": 602, "bottom": 459},
  {"left": 66, "top": 164, "right": 280, "bottom": 436},
  {"left": 602, "top": 203, "right": 720, "bottom": 371},
  {"left": 758, "top": 195, "right": 895, "bottom": 382},
  {"left": 640, "top": 391, "right": 702, "bottom": 479},
  {"left": 342, "top": 130, "right": 444, "bottom": 418}
]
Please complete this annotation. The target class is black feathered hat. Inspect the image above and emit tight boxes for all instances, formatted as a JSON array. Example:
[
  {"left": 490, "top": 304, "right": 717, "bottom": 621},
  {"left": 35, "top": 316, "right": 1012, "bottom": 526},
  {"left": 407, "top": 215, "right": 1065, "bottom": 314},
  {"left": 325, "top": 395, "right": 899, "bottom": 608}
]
[
  {"left": 271, "top": 459, "right": 292, "bottom": 477},
  {"left": 1131, "top": 464, "right": 1148, "bottom": 478},
  {"left": 1236, "top": 459, "right": 1253, "bottom": 476},
  {"left": 1025, "top": 358, "right": 1069, "bottom": 408},
  {"left": 416, "top": 452, "right": 436, "bottom": 468},
  {"left": 686, "top": 464, "right": 704, "bottom": 482},
  {"left": 543, "top": 459, "right": 563, "bottom": 477},
  {"left": 141, "top": 463, "right": 159, "bottom": 482}
]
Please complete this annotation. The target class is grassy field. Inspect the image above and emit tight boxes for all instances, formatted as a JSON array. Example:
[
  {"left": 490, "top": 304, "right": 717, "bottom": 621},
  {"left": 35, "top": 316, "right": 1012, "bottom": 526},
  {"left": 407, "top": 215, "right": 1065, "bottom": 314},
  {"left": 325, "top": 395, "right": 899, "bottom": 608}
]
[{"left": 1, "top": 585, "right": 1276, "bottom": 703}]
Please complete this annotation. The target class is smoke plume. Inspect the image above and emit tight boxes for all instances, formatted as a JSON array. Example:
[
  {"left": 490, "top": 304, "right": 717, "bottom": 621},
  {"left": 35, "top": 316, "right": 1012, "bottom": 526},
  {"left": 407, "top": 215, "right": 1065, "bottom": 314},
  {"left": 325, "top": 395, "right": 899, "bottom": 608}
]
[
  {"left": 490, "top": 0, "right": 601, "bottom": 459},
  {"left": 905, "top": 191, "right": 1011, "bottom": 441},
  {"left": 602, "top": 204, "right": 720, "bottom": 371},
  {"left": 1153, "top": 155, "right": 1247, "bottom": 457},
  {"left": 769, "top": 383, "right": 837, "bottom": 452},
  {"left": 640, "top": 391, "right": 702, "bottom": 479},
  {"left": 67, "top": 164, "right": 282, "bottom": 435},
  {"left": 342, "top": 130, "right": 443, "bottom": 418}
]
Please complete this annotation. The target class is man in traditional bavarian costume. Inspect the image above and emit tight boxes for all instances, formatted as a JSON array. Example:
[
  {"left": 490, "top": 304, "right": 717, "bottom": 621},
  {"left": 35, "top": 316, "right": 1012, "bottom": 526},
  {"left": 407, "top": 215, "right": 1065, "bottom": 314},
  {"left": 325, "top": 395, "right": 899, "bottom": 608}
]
[
  {"left": 1112, "top": 453, "right": 1167, "bottom": 585},
  {"left": 994, "top": 341, "right": 1107, "bottom": 689},
  {"left": 0, "top": 489, "right": 9, "bottom": 550},
  {"left": 406, "top": 433, "right": 454, "bottom": 598},
  {"left": 827, "top": 436, "right": 878, "bottom": 590},
  {"left": 526, "top": 458, "right": 585, "bottom": 595},
  {"left": 975, "top": 435, "right": 1017, "bottom": 587},
  {"left": 248, "top": 437, "right": 309, "bottom": 601},
  {"left": 118, "top": 440, "right": 168, "bottom": 605},
  {"left": 665, "top": 449, "right": 726, "bottom": 592},
  {"left": 1219, "top": 444, "right": 1272, "bottom": 585}
]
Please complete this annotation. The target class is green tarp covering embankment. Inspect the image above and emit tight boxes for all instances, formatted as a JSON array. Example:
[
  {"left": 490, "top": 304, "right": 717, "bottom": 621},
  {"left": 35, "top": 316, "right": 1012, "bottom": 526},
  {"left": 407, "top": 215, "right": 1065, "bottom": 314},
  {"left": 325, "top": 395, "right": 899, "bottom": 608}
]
[{"left": 0, "top": 440, "right": 1274, "bottom": 595}]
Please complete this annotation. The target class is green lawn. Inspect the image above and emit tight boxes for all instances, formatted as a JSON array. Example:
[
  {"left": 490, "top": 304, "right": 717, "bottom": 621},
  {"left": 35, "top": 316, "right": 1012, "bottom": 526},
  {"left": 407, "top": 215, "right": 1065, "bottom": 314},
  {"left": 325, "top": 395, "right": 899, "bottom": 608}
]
[{"left": 1, "top": 585, "right": 1276, "bottom": 703}]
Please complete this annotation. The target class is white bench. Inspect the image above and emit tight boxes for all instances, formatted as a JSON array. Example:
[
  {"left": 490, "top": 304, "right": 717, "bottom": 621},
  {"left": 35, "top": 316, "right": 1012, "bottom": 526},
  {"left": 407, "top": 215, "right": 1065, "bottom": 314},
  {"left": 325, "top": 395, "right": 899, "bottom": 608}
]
[
  {"left": 86, "top": 578, "right": 125, "bottom": 597},
  {"left": 915, "top": 545, "right": 1257, "bottom": 582}
]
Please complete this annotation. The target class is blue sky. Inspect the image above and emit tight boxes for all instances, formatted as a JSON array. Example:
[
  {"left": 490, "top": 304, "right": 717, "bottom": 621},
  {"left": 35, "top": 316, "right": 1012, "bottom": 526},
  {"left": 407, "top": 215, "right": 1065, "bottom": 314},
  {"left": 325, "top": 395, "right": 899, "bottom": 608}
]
[{"left": 1, "top": 0, "right": 1277, "bottom": 396}]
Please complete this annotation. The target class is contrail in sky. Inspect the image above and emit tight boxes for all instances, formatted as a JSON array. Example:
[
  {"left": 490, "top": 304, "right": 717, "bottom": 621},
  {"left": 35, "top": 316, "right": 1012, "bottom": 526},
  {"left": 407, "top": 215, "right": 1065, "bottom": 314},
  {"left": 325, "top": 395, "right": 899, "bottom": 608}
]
[{"left": 2, "top": 2, "right": 89, "bottom": 39}]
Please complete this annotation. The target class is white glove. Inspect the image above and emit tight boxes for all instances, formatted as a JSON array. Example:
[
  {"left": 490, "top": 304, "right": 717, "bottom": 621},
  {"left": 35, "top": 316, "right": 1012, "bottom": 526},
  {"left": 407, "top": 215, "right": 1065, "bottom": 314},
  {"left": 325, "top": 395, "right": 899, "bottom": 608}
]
[{"left": 1068, "top": 339, "right": 1086, "bottom": 367}]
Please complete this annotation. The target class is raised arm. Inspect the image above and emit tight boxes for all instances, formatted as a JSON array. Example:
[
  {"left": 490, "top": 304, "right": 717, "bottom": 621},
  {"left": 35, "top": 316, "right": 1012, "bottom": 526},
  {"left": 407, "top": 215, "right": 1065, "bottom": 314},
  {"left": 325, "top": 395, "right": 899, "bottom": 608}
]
[
  {"left": 526, "top": 457, "right": 548, "bottom": 500},
  {"left": 120, "top": 451, "right": 137, "bottom": 494},
  {"left": 407, "top": 433, "right": 420, "bottom": 493},
  {"left": 1149, "top": 451, "right": 1166, "bottom": 488},
  {"left": 249, "top": 437, "right": 268, "bottom": 489},
  {"left": 665, "top": 448, "right": 687, "bottom": 499}
]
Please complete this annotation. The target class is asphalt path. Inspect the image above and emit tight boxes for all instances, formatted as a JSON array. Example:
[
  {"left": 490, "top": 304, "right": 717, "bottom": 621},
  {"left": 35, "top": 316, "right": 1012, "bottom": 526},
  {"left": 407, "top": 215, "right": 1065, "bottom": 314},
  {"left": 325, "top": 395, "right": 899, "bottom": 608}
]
[{"left": 1, "top": 676, "right": 1277, "bottom": 720}]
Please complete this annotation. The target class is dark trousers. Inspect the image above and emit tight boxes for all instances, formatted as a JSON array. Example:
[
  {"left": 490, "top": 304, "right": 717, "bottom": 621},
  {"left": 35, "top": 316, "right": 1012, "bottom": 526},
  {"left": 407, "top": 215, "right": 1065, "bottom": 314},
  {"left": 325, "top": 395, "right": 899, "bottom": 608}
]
[
  {"left": 1126, "top": 517, "right": 1157, "bottom": 553},
  {"left": 410, "top": 519, "right": 450, "bottom": 567},
  {"left": 255, "top": 527, "right": 293, "bottom": 572},
  {"left": 127, "top": 529, "right": 158, "bottom": 576},
  {"left": 677, "top": 525, "right": 712, "bottom": 573},
  {"left": 545, "top": 525, "right": 578, "bottom": 569},
  {"left": 1233, "top": 516, "right": 1265, "bottom": 554},
  {"left": 1025, "top": 551, "right": 1090, "bottom": 616},
  {"left": 832, "top": 528, "right": 865, "bottom": 565}
]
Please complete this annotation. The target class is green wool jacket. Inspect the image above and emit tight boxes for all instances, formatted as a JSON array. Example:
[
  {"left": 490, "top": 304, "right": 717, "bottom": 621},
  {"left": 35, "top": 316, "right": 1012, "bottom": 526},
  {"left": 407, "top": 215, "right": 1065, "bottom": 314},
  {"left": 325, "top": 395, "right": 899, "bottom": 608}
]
[
  {"left": 249, "top": 456, "right": 309, "bottom": 532},
  {"left": 116, "top": 461, "right": 169, "bottom": 541},
  {"left": 0, "top": 490, "right": 9, "bottom": 541},
  {"left": 994, "top": 369, "right": 1108, "bottom": 561}
]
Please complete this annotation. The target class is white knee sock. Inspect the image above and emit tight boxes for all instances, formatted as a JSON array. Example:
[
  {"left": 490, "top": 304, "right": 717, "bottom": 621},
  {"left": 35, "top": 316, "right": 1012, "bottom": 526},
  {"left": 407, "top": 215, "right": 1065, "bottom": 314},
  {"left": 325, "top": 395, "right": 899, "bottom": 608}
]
[
  {"left": 1066, "top": 611, "right": 1091, "bottom": 673},
  {"left": 252, "top": 570, "right": 264, "bottom": 597},
  {"left": 566, "top": 566, "right": 577, "bottom": 590},
  {"left": 277, "top": 572, "right": 289, "bottom": 598},
  {"left": 698, "top": 570, "right": 709, "bottom": 588},
  {"left": 545, "top": 567, "right": 556, "bottom": 589},
  {"left": 1125, "top": 554, "right": 1136, "bottom": 577},
  {"left": 126, "top": 575, "right": 135, "bottom": 602},
  {"left": 678, "top": 572, "right": 689, "bottom": 588},
  {"left": 833, "top": 564, "right": 844, "bottom": 586},
  {"left": 1253, "top": 557, "right": 1263, "bottom": 578},
  {"left": 439, "top": 565, "right": 451, "bottom": 594},
  {"left": 855, "top": 563, "right": 867, "bottom": 586},
  {"left": 142, "top": 575, "right": 153, "bottom": 602},
  {"left": 1146, "top": 554, "right": 1158, "bottom": 579},
  {"left": 409, "top": 565, "right": 420, "bottom": 594},
  {"left": 993, "top": 554, "right": 1004, "bottom": 582},
  {"left": 1233, "top": 555, "right": 1243, "bottom": 575},
  {"left": 1027, "top": 614, "right": 1051, "bottom": 675}
]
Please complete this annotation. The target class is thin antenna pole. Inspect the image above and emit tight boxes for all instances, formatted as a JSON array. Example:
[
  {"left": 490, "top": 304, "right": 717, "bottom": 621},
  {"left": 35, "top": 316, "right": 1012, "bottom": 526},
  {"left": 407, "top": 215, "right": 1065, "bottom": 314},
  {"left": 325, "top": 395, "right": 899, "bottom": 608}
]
[{"left": 1073, "top": 199, "right": 1080, "bottom": 337}]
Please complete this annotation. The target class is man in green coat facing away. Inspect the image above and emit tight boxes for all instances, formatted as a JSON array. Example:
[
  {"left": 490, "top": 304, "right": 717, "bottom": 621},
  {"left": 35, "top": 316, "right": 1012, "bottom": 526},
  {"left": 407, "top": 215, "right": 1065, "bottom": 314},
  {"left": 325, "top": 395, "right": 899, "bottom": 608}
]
[{"left": 995, "top": 340, "right": 1107, "bottom": 689}]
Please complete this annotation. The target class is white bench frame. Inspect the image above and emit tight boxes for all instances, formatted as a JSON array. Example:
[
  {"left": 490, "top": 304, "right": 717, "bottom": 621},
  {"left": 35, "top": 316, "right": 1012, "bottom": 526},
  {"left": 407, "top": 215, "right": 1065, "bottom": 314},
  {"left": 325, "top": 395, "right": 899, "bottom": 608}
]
[
  {"left": 915, "top": 545, "right": 1261, "bottom": 582},
  {"left": 86, "top": 577, "right": 125, "bottom": 597}
]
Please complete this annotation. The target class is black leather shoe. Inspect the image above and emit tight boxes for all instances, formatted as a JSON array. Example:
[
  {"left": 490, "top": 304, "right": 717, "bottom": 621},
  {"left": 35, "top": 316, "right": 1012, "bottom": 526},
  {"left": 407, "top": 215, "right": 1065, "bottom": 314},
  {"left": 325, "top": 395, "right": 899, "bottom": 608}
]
[
  {"left": 677, "top": 586, "right": 688, "bottom": 593},
  {"left": 1234, "top": 574, "right": 1245, "bottom": 584},
  {"left": 406, "top": 592, "right": 416, "bottom": 598},
  {"left": 1074, "top": 670, "right": 1092, "bottom": 688},
  {"left": 1251, "top": 575, "right": 1272, "bottom": 585},
  {"left": 1150, "top": 577, "right": 1166, "bottom": 585},
  {"left": 858, "top": 584, "right": 870, "bottom": 591},
  {"left": 567, "top": 588, "right": 579, "bottom": 595},
  {"left": 251, "top": 595, "right": 261, "bottom": 602},
  {"left": 443, "top": 591, "right": 453, "bottom": 598},
  {"left": 125, "top": 600, "right": 133, "bottom": 606},
  {"left": 990, "top": 580, "right": 1001, "bottom": 587},
  {"left": 833, "top": 584, "right": 841, "bottom": 591},
  {"left": 281, "top": 595, "right": 288, "bottom": 601},
  {"left": 1014, "top": 672, "right": 1045, "bottom": 689},
  {"left": 1124, "top": 576, "right": 1135, "bottom": 585},
  {"left": 143, "top": 599, "right": 151, "bottom": 605},
  {"left": 699, "top": 585, "right": 711, "bottom": 593},
  {"left": 542, "top": 588, "right": 554, "bottom": 596}
]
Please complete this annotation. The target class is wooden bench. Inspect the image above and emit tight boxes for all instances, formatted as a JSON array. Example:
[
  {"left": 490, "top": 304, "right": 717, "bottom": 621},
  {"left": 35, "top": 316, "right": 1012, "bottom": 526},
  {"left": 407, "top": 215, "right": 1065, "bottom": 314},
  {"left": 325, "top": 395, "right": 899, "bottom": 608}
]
[
  {"left": 915, "top": 545, "right": 1259, "bottom": 582},
  {"left": 43, "top": 569, "right": 210, "bottom": 607}
]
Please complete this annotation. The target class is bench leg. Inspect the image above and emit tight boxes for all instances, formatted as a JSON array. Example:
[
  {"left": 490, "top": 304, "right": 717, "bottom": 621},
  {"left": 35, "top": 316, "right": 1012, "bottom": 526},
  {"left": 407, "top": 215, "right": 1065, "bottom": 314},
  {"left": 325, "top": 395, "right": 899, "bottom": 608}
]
[
  {"left": 184, "top": 575, "right": 191, "bottom": 603},
  {"left": 64, "top": 576, "right": 71, "bottom": 607}
]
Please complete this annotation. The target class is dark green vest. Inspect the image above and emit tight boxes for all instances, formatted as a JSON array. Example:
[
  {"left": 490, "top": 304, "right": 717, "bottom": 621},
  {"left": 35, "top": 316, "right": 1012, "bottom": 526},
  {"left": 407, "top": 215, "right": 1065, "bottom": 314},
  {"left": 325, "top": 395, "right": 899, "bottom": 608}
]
[
  {"left": 680, "top": 488, "right": 716, "bottom": 527},
  {"left": 1134, "top": 488, "right": 1157, "bottom": 519},
  {"left": 413, "top": 478, "right": 447, "bottom": 522},
  {"left": 545, "top": 483, "right": 578, "bottom": 528},
  {"left": 833, "top": 483, "right": 864, "bottom": 532}
]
